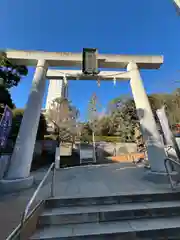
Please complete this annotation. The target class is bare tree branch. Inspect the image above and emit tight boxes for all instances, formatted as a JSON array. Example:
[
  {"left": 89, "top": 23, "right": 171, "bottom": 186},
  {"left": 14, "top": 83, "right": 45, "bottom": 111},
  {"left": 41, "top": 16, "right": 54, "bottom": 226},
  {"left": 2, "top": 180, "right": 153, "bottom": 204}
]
[{"left": 46, "top": 97, "right": 79, "bottom": 143}]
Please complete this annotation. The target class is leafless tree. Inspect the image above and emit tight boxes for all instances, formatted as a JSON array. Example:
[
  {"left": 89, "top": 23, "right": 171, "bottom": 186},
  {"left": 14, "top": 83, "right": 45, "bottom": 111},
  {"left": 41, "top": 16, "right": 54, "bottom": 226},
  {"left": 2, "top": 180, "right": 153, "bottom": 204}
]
[{"left": 46, "top": 97, "right": 79, "bottom": 145}]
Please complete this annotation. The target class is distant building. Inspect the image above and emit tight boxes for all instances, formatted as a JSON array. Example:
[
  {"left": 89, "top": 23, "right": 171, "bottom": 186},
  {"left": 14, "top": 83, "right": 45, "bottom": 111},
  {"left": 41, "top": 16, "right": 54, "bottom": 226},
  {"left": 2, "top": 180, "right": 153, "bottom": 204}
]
[
  {"left": 45, "top": 79, "right": 64, "bottom": 110},
  {"left": 43, "top": 79, "right": 69, "bottom": 133}
]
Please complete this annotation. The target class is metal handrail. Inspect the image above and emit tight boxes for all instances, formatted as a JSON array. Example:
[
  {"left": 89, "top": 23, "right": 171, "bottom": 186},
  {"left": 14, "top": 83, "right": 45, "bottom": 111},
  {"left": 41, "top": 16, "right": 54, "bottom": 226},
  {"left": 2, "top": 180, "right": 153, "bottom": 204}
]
[
  {"left": 21, "top": 162, "right": 55, "bottom": 227},
  {"left": 164, "top": 158, "right": 180, "bottom": 190},
  {"left": 6, "top": 201, "right": 43, "bottom": 240}
]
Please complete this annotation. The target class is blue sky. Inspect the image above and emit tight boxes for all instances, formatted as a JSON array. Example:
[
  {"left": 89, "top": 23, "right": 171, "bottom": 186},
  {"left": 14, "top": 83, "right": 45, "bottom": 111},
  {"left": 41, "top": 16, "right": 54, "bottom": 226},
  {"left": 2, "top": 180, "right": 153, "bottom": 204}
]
[{"left": 1, "top": 0, "right": 180, "bottom": 120}]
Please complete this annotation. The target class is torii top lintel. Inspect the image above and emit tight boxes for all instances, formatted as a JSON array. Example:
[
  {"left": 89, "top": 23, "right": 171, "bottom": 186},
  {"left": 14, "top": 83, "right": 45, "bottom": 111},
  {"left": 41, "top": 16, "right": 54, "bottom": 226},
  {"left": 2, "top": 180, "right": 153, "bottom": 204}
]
[{"left": 2, "top": 49, "right": 163, "bottom": 69}]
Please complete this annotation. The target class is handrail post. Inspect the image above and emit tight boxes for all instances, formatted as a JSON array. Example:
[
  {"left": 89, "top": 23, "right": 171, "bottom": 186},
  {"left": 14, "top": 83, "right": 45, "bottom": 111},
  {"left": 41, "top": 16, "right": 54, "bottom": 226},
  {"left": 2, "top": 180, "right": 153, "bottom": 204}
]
[
  {"left": 164, "top": 157, "right": 180, "bottom": 190},
  {"left": 51, "top": 165, "right": 55, "bottom": 197},
  {"left": 164, "top": 158, "right": 174, "bottom": 190}
]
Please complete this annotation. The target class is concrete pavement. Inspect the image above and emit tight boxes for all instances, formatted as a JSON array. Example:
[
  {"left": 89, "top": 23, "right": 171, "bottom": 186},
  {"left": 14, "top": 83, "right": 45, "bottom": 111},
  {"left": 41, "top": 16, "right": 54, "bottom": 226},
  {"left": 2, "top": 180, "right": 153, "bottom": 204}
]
[
  {"left": 53, "top": 162, "right": 175, "bottom": 198},
  {"left": 0, "top": 162, "right": 177, "bottom": 239}
]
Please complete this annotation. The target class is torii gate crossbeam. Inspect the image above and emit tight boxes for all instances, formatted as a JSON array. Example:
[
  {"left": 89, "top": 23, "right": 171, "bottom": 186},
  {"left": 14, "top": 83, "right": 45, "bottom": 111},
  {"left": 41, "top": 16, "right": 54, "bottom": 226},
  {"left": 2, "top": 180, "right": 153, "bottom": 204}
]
[{"left": 4, "top": 49, "right": 163, "bottom": 69}]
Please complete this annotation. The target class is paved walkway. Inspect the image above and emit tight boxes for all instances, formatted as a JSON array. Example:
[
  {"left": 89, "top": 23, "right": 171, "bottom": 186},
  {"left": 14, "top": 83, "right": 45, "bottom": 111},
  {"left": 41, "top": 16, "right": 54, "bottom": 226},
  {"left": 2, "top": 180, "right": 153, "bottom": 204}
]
[
  {"left": 53, "top": 162, "right": 175, "bottom": 198},
  {"left": 0, "top": 162, "right": 176, "bottom": 239}
]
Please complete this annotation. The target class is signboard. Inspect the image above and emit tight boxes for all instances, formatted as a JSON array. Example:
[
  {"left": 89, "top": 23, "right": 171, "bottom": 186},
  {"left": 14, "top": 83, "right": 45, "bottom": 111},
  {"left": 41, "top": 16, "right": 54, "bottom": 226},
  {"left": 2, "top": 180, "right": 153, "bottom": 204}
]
[
  {"left": 80, "top": 149, "right": 93, "bottom": 159},
  {"left": 0, "top": 105, "right": 13, "bottom": 149},
  {"left": 82, "top": 48, "right": 98, "bottom": 75}
]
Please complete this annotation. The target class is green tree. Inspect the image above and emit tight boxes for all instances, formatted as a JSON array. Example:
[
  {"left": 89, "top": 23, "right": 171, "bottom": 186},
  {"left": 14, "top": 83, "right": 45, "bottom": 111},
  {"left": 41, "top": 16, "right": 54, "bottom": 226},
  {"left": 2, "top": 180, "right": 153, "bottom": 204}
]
[
  {"left": 148, "top": 93, "right": 180, "bottom": 126},
  {"left": 0, "top": 86, "right": 15, "bottom": 115},
  {"left": 0, "top": 53, "right": 28, "bottom": 88},
  {"left": 80, "top": 122, "right": 92, "bottom": 142},
  {"left": 78, "top": 89, "right": 180, "bottom": 144},
  {"left": 95, "top": 116, "right": 111, "bottom": 136},
  {"left": 87, "top": 93, "right": 102, "bottom": 135},
  {"left": 0, "top": 54, "right": 28, "bottom": 116},
  {"left": 108, "top": 97, "right": 138, "bottom": 142},
  {"left": 9, "top": 109, "right": 47, "bottom": 141},
  {"left": 106, "top": 90, "right": 180, "bottom": 142}
]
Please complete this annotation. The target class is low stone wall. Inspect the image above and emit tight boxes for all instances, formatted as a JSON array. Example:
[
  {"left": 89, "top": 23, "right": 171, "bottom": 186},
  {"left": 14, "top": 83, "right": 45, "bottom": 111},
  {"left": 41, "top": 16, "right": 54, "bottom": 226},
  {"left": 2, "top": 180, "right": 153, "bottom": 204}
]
[
  {"left": 34, "top": 141, "right": 72, "bottom": 156},
  {"left": 96, "top": 142, "right": 137, "bottom": 164},
  {"left": 34, "top": 140, "right": 58, "bottom": 155},
  {"left": 97, "top": 142, "right": 137, "bottom": 156}
]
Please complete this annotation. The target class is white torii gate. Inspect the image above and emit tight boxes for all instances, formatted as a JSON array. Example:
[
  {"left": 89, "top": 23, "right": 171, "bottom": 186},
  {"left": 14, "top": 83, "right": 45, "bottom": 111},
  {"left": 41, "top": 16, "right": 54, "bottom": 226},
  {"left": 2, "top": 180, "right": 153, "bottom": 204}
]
[
  {"left": 173, "top": 0, "right": 180, "bottom": 10},
  {"left": 0, "top": 49, "right": 167, "bottom": 191}
]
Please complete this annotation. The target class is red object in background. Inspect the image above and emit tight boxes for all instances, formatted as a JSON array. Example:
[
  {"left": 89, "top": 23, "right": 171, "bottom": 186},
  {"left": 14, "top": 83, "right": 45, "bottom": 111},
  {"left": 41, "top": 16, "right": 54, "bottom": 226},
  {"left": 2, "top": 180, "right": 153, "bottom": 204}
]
[{"left": 174, "top": 124, "right": 180, "bottom": 133}]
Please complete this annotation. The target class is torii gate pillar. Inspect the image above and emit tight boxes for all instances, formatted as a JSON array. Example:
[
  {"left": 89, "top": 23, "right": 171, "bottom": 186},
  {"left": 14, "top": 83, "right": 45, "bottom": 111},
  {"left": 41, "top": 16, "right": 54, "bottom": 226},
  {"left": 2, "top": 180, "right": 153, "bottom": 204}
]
[
  {"left": 127, "top": 62, "right": 167, "bottom": 172},
  {"left": 1, "top": 60, "right": 48, "bottom": 191}
]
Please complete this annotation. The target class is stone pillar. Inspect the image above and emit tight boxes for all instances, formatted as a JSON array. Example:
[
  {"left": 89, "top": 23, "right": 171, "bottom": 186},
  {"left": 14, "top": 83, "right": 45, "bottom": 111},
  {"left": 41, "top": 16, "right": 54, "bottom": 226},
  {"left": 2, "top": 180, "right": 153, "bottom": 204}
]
[
  {"left": 6, "top": 60, "right": 48, "bottom": 179},
  {"left": 127, "top": 62, "right": 167, "bottom": 172}
]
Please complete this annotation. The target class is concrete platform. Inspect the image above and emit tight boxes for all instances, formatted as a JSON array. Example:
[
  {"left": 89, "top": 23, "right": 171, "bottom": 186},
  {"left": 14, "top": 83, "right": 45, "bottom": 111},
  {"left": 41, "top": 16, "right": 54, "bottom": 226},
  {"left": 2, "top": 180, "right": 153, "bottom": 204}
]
[
  {"left": 52, "top": 163, "right": 177, "bottom": 198},
  {"left": 0, "top": 162, "right": 179, "bottom": 239}
]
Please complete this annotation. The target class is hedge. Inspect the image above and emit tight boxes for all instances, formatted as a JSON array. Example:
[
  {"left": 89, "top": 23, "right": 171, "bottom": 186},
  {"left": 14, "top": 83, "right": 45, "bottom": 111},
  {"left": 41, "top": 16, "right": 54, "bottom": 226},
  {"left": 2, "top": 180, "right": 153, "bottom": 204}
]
[
  {"left": 44, "top": 134, "right": 58, "bottom": 140},
  {"left": 44, "top": 134, "right": 122, "bottom": 143},
  {"left": 79, "top": 135, "right": 121, "bottom": 143}
]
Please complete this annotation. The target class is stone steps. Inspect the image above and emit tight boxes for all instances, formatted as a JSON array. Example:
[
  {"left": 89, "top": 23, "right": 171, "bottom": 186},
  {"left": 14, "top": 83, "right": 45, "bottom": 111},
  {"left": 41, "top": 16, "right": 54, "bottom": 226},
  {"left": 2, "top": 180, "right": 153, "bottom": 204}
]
[
  {"left": 45, "top": 192, "right": 180, "bottom": 208},
  {"left": 39, "top": 201, "right": 180, "bottom": 226},
  {"left": 31, "top": 216, "right": 180, "bottom": 239},
  {"left": 30, "top": 192, "right": 180, "bottom": 239}
]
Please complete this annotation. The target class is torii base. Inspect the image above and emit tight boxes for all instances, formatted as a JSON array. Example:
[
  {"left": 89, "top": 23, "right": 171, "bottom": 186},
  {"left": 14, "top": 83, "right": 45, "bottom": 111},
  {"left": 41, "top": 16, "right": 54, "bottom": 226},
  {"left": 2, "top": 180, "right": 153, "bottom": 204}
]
[
  {"left": 0, "top": 176, "right": 34, "bottom": 193},
  {"left": 143, "top": 169, "right": 178, "bottom": 185}
]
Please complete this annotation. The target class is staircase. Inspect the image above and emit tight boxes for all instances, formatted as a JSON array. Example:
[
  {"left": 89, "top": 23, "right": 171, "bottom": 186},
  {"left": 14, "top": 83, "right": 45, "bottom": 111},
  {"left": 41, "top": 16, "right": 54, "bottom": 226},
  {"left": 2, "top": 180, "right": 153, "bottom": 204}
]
[{"left": 30, "top": 191, "right": 180, "bottom": 239}]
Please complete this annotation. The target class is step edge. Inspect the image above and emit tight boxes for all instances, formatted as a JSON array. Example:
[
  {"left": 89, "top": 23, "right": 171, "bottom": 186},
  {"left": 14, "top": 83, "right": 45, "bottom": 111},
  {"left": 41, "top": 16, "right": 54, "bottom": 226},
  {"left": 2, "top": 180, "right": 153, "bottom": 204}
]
[
  {"left": 30, "top": 216, "right": 180, "bottom": 239},
  {"left": 47, "top": 191, "right": 180, "bottom": 201},
  {"left": 40, "top": 202, "right": 180, "bottom": 217}
]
